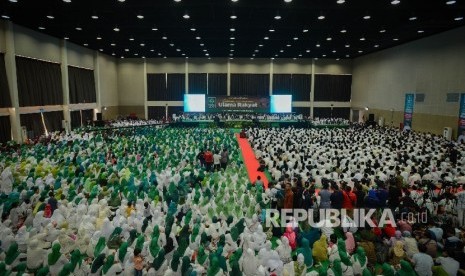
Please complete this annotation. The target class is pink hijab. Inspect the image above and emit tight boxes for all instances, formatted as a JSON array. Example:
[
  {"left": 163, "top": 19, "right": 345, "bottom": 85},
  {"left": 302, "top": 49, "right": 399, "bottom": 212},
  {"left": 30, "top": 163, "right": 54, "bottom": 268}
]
[
  {"left": 345, "top": 232, "right": 356, "bottom": 254},
  {"left": 283, "top": 226, "right": 297, "bottom": 250}
]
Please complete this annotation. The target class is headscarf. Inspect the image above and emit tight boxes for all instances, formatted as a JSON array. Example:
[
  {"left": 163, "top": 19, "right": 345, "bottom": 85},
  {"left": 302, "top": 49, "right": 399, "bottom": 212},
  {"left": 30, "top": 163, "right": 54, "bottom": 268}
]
[
  {"left": 354, "top": 247, "right": 367, "bottom": 267},
  {"left": 102, "top": 254, "right": 115, "bottom": 275},
  {"left": 296, "top": 238, "right": 313, "bottom": 267},
  {"left": 58, "top": 263, "right": 73, "bottom": 276},
  {"left": 0, "top": 262, "right": 9, "bottom": 276},
  {"left": 171, "top": 250, "right": 181, "bottom": 271},
  {"left": 197, "top": 246, "right": 208, "bottom": 265},
  {"left": 345, "top": 232, "right": 356, "bottom": 254},
  {"left": 94, "top": 237, "right": 106, "bottom": 257},
  {"left": 331, "top": 259, "right": 343, "bottom": 276},
  {"left": 381, "top": 263, "right": 395, "bottom": 276},
  {"left": 207, "top": 256, "right": 220, "bottom": 276},
  {"left": 393, "top": 240, "right": 405, "bottom": 257},
  {"left": 36, "top": 266, "right": 50, "bottom": 276},
  {"left": 337, "top": 238, "right": 352, "bottom": 266},
  {"left": 153, "top": 249, "right": 166, "bottom": 271},
  {"left": 181, "top": 256, "right": 192, "bottom": 276},
  {"left": 118, "top": 242, "right": 128, "bottom": 262},
  {"left": 91, "top": 253, "right": 106, "bottom": 273},
  {"left": 397, "top": 260, "right": 416, "bottom": 276},
  {"left": 5, "top": 242, "right": 20, "bottom": 265},
  {"left": 70, "top": 249, "right": 82, "bottom": 271},
  {"left": 313, "top": 234, "right": 328, "bottom": 262}
]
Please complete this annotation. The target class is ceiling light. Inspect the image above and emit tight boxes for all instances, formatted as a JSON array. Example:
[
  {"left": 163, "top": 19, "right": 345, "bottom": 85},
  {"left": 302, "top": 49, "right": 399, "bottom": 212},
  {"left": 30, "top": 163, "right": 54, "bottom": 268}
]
[
  {"left": 358, "top": 50, "right": 363, "bottom": 53},
  {"left": 332, "top": 50, "right": 336, "bottom": 53},
  {"left": 182, "top": 54, "right": 185, "bottom": 56},
  {"left": 152, "top": 27, "right": 158, "bottom": 31},
  {"left": 75, "top": 27, "right": 82, "bottom": 31},
  {"left": 318, "top": 15, "right": 325, "bottom": 20},
  {"left": 111, "top": 43, "right": 116, "bottom": 46},
  {"left": 64, "top": 37, "right": 69, "bottom": 40},
  {"left": 446, "top": 0, "right": 456, "bottom": 4},
  {"left": 125, "top": 49, "right": 129, "bottom": 52},
  {"left": 230, "top": 53, "right": 233, "bottom": 56},
  {"left": 293, "top": 58, "right": 297, "bottom": 60},
  {"left": 316, "top": 44, "right": 320, "bottom": 47},
  {"left": 363, "top": 15, "right": 371, "bottom": 20},
  {"left": 230, "top": 28, "right": 235, "bottom": 32},
  {"left": 201, "top": 43, "right": 205, "bottom": 46},
  {"left": 345, "top": 44, "right": 350, "bottom": 47},
  {"left": 91, "top": 15, "right": 99, "bottom": 19},
  {"left": 112, "top": 53, "right": 115, "bottom": 56},
  {"left": 455, "top": 16, "right": 464, "bottom": 21},
  {"left": 137, "top": 15, "right": 144, "bottom": 19},
  {"left": 285, "top": 0, "right": 292, "bottom": 2},
  {"left": 322, "top": 54, "right": 326, "bottom": 57},
  {"left": 134, "top": 53, "right": 138, "bottom": 56},
  {"left": 326, "top": 37, "right": 332, "bottom": 41},
  {"left": 232, "top": 0, "right": 238, "bottom": 2},
  {"left": 360, "top": 37, "right": 365, "bottom": 41},
  {"left": 269, "top": 29, "right": 275, "bottom": 32},
  {"left": 129, "top": 37, "right": 135, "bottom": 41},
  {"left": 8, "top": 0, "right": 17, "bottom": 2},
  {"left": 83, "top": 43, "right": 88, "bottom": 46},
  {"left": 195, "top": 36, "right": 201, "bottom": 39},
  {"left": 417, "top": 30, "right": 424, "bottom": 33},
  {"left": 259, "top": 44, "right": 263, "bottom": 47},
  {"left": 117, "top": 0, "right": 125, "bottom": 2},
  {"left": 38, "top": 26, "right": 46, "bottom": 30},
  {"left": 275, "top": 54, "right": 279, "bottom": 57},
  {"left": 374, "top": 44, "right": 379, "bottom": 47},
  {"left": 393, "top": 38, "right": 399, "bottom": 41},
  {"left": 170, "top": 43, "right": 174, "bottom": 46},
  {"left": 183, "top": 14, "right": 190, "bottom": 19},
  {"left": 140, "top": 43, "right": 145, "bottom": 46},
  {"left": 205, "top": 53, "right": 209, "bottom": 56},
  {"left": 337, "top": 0, "right": 345, "bottom": 3},
  {"left": 1, "top": 15, "right": 10, "bottom": 19},
  {"left": 274, "top": 15, "right": 282, "bottom": 20},
  {"left": 380, "top": 29, "right": 386, "bottom": 33},
  {"left": 303, "top": 29, "right": 309, "bottom": 32},
  {"left": 255, "top": 49, "right": 259, "bottom": 52},
  {"left": 250, "top": 58, "right": 254, "bottom": 60},
  {"left": 203, "top": 49, "right": 207, "bottom": 52},
  {"left": 306, "top": 49, "right": 310, "bottom": 52},
  {"left": 113, "top": 27, "right": 120, "bottom": 32},
  {"left": 176, "top": 49, "right": 181, "bottom": 52},
  {"left": 230, "top": 57, "right": 234, "bottom": 60},
  {"left": 280, "top": 50, "right": 284, "bottom": 53},
  {"left": 162, "top": 36, "right": 167, "bottom": 39},
  {"left": 252, "top": 54, "right": 256, "bottom": 56},
  {"left": 286, "top": 44, "right": 291, "bottom": 47},
  {"left": 230, "top": 37, "right": 235, "bottom": 40},
  {"left": 346, "top": 55, "right": 350, "bottom": 57},
  {"left": 230, "top": 15, "right": 237, "bottom": 19},
  {"left": 340, "top": 29, "right": 347, "bottom": 33},
  {"left": 175, "top": 0, "right": 181, "bottom": 2},
  {"left": 293, "top": 37, "right": 298, "bottom": 40},
  {"left": 391, "top": 0, "right": 400, "bottom": 4},
  {"left": 264, "top": 36, "right": 269, "bottom": 40},
  {"left": 150, "top": 49, "right": 154, "bottom": 52},
  {"left": 271, "top": 57, "right": 275, "bottom": 60},
  {"left": 158, "top": 53, "right": 162, "bottom": 55},
  {"left": 409, "top": 16, "right": 417, "bottom": 21},
  {"left": 99, "top": 49, "right": 103, "bottom": 52},
  {"left": 63, "top": 0, "right": 71, "bottom": 2},
  {"left": 47, "top": 15, "right": 54, "bottom": 19},
  {"left": 230, "top": 49, "right": 235, "bottom": 52}
]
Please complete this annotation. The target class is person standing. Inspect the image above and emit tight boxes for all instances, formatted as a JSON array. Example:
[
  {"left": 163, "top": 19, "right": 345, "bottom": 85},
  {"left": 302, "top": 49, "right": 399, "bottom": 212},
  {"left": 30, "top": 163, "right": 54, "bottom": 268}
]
[
  {"left": 284, "top": 183, "right": 294, "bottom": 210},
  {"left": 133, "top": 248, "right": 144, "bottom": 276},
  {"left": 220, "top": 148, "right": 229, "bottom": 170},
  {"left": 213, "top": 150, "right": 221, "bottom": 171},
  {"left": 204, "top": 149, "right": 213, "bottom": 172},
  {"left": 456, "top": 184, "right": 465, "bottom": 227}
]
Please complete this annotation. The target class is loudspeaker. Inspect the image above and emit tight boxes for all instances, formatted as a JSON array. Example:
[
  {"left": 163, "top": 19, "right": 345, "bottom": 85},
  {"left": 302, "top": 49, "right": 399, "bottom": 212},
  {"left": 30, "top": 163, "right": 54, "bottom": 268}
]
[
  {"left": 96, "top": 112, "right": 103, "bottom": 121},
  {"left": 368, "top": 113, "right": 375, "bottom": 121}
]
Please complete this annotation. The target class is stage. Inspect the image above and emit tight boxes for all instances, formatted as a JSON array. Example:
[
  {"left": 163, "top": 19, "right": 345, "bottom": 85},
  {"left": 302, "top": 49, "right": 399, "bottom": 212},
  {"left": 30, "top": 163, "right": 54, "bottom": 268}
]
[{"left": 170, "top": 120, "right": 349, "bottom": 129}]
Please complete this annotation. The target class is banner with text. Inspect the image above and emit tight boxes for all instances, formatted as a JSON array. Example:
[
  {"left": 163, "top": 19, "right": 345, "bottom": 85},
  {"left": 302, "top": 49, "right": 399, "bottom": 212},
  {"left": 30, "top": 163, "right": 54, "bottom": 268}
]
[
  {"left": 403, "top": 93, "right": 415, "bottom": 128},
  {"left": 459, "top": 93, "right": 465, "bottom": 134},
  {"left": 207, "top": 96, "right": 270, "bottom": 113}
]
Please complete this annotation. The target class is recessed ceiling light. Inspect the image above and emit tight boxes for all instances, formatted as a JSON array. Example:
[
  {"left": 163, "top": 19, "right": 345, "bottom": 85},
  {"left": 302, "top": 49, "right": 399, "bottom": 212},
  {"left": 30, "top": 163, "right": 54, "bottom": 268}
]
[
  {"left": 134, "top": 53, "right": 138, "bottom": 56},
  {"left": 360, "top": 37, "right": 365, "bottom": 41},
  {"left": 446, "top": 0, "right": 456, "bottom": 4},
  {"left": 284, "top": 0, "right": 292, "bottom": 2},
  {"left": 113, "top": 27, "right": 120, "bottom": 32},
  {"left": 264, "top": 36, "right": 269, "bottom": 40},
  {"left": 232, "top": 0, "right": 238, "bottom": 2},
  {"left": 337, "top": 0, "right": 345, "bottom": 3},
  {"left": 47, "top": 15, "right": 54, "bottom": 19},
  {"left": 259, "top": 44, "right": 263, "bottom": 47},
  {"left": 91, "top": 15, "right": 99, "bottom": 19},
  {"left": 336, "top": 58, "right": 340, "bottom": 61},
  {"left": 111, "top": 43, "right": 116, "bottom": 46},
  {"left": 125, "top": 49, "right": 129, "bottom": 52},
  {"left": 280, "top": 50, "right": 284, "bottom": 52},
  {"left": 374, "top": 44, "right": 379, "bottom": 47},
  {"left": 230, "top": 15, "right": 237, "bottom": 19},
  {"left": 152, "top": 27, "right": 158, "bottom": 31},
  {"left": 64, "top": 37, "right": 69, "bottom": 40},
  {"left": 182, "top": 54, "right": 186, "bottom": 56},
  {"left": 345, "top": 44, "right": 350, "bottom": 47},
  {"left": 230, "top": 49, "right": 235, "bottom": 52},
  {"left": 250, "top": 58, "right": 254, "bottom": 60},
  {"left": 409, "top": 16, "right": 417, "bottom": 21},
  {"left": 316, "top": 44, "right": 320, "bottom": 47},
  {"left": 255, "top": 49, "right": 259, "bottom": 52},
  {"left": 298, "top": 54, "right": 302, "bottom": 57},
  {"left": 99, "top": 49, "right": 103, "bottom": 52},
  {"left": 318, "top": 15, "right": 325, "bottom": 20},
  {"left": 230, "top": 37, "right": 235, "bottom": 40},
  {"left": 150, "top": 49, "right": 154, "bottom": 52},
  {"left": 1, "top": 15, "right": 10, "bottom": 19},
  {"left": 274, "top": 15, "right": 282, "bottom": 20},
  {"left": 75, "top": 27, "right": 82, "bottom": 31},
  {"left": 230, "top": 53, "right": 233, "bottom": 56},
  {"left": 306, "top": 49, "right": 310, "bottom": 52},
  {"left": 230, "top": 28, "right": 236, "bottom": 32},
  {"left": 417, "top": 30, "right": 424, "bottom": 33},
  {"left": 293, "top": 57, "right": 297, "bottom": 60},
  {"left": 195, "top": 36, "right": 201, "bottom": 39},
  {"left": 9, "top": 0, "right": 17, "bottom": 2},
  {"left": 393, "top": 38, "right": 399, "bottom": 41},
  {"left": 203, "top": 49, "right": 207, "bottom": 52},
  {"left": 332, "top": 50, "right": 336, "bottom": 53},
  {"left": 140, "top": 43, "right": 145, "bottom": 46},
  {"left": 129, "top": 37, "right": 135, "bottom": 41},
  {"left": 38, "top": 26, "right": 46, "bottom": 30},
  {"left": 380, "top": 29, "right": 386, "bottom": 33},
  {"left": 252, "top": 54, "right": 256, "bottom": 56},
  {"left": 112, "top": 53, "right": 115, "bottom": 56},
  {"left": 326, "top": 37, "right": 332, "bottom": 41},
  {"left": 63, "top": 0, "right": 71, "bottom": 2},
  {"left": 269, "top": 29, "right": 275, "bottom": 32},
  {"left": 358, "top": 50, "right": 363, "bottom": 53},
  {"left": 363, "top": 15, "right": 371, "bottom": 20},
  {"left": 275, "top": 54, "right": 279, "bottom": 57},
  {"left": 286, "top": 44, "right": 291, "bottom": 47},
  {"left": 183, "top": 14, "right": 190, "bottom": 19},
  {"left": 230, "top": 57, "right": 234, "bottom": 60},
  {"left": 158, "top": 53, "right": 162, "bottom": 55},
  {"left": 137, "top": 15, "right": 144, "bottom": 19},
  {"left": 346, "top": 55, "right": 350, "bottom": 57},
  {"left": 322, "top": 54, "right": 326, "bottom": 57},
  {"left": 293, "top": 37, "right": 298, "bottom": 40},
  {"left": 176, "top": 49, "right": 181, "bottom": 52},
  {"left": 303, "top": 29, "right": 309, "bottom": 32},
  {"left": 170, "top": 43, "right": 174, "bottom": 47},
  {"left": 175, "top": 0, "right": 181, "bottom": 2},
  {"left": 391, "top": 0, "right": 400, "bottom": 4},
  {"left": 271, "top": 57, "right": 275, "bottom": 60},
  {"left": 83, "top": 43, "right": 88, "bottom": 46},
  {"left": 455, "top": 16, "right": 464, "bottom": 21},
  {"left": 117, "top": 0, "right": 125, "bottom": 2},
  {"left": 162, "top": 36, "right": 167, "bottom": 39},
  {"left": 205, "top": 53, "right": 209, "bottom": 56},
  {"left": 340, "top": 29, "right": 347, "bottom": 33}
]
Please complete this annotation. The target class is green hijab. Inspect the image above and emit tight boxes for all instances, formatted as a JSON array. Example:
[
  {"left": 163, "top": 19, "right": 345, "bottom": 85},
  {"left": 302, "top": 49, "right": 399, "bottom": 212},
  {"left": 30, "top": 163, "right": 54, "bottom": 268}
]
[
  {"left": 36, "top": 266, "right": 49, "bottom": 276},
  {"left": 171, "top": 250, "right": 181, "bottom": 271},
  {"left": 197, "top": 246, "right": 208, "bottom": 265},
  {"left": 70, "top": 249, "right": 82, "bottom": 271},
  {"left": 207, "top": 256, "right": 221, "bottom": 276},
  {"left": 354, "top": 246, "right": 367, "bottom": 267},
  {"left": 5, "top": 242, "right": 20, "bottom": 265},
  {"left": 102, "top": 254, "right": 115, "bottom": 275},
  {"left": 153, "top": 249, "right": 166, "bottom": 271},
  {"left": 331, "top": 259, "right": 342, "bottom": 276},
  {"left": 181, "top": 256, "right": 192, "bottom": 276},
  {"left": 118, "top": 242, "right": 128, "bottom": 262},
  {"left": 149, "top": 237, "right": 160, "bottom": 257},
  {"left": 94, "top": 237, "right": 106, "bottom": 258},
  {"left": 91, "top": 253, "right": 106, "bottom": 273},
  {"left": 381, "top": 263, "right": 395, "bottom": 276},
  {"left": 397, "top": 260, "right": 416, "bottom": 276},
  {"left": 48, "top": 243, "right": 62, "bottom": 266},
  {"left": 0, "top": 262, "right": 10, "bottom": 276},
  {"left": 58, "top": 263, "right": 73, "bottom": 276}
]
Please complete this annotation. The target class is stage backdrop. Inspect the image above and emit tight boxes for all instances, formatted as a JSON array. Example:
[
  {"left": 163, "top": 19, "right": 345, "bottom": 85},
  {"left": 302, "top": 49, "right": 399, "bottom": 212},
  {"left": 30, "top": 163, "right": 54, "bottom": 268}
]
[
  {"left": 206, "top": 96, "right": 269, "bottom": 113},
  {"left": 403, "top": 93, "right": 415, "bottom": 128},
  {"left": 459, "top": 93, "right": 465, "bottom": 134}
]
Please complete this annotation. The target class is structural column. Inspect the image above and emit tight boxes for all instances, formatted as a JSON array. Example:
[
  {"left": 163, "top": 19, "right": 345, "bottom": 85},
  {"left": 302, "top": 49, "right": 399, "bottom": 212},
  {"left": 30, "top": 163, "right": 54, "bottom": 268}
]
[
  {"left": 60, "top": 40, "right": 71, "bottom": 131},
  {"left": 310, "top": 59, "right": 316, "bottom": 118},
  {"left": 143, "top": 59, "right": 148, "bottom": 119},
  {"left": 269, "top": 60, "right": 273, "bottom": 96},
  {"left": 4, "top": 21, "right": 21, "bottom": 142},
  {"left": 227, "top": 59, "right": 231, "bottom": 96},
  {"left": 94, "top": 52, "right": 101, "bottom": 120}
]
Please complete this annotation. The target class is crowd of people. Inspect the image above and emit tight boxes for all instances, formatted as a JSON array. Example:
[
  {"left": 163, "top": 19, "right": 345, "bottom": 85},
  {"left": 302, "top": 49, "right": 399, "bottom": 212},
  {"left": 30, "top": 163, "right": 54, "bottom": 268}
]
[
  {"left": 175, "top": 112, "right": 306, "bottom": 122},
  {"left": 0, "top": 122, "right": 465, "bottom": 275}
]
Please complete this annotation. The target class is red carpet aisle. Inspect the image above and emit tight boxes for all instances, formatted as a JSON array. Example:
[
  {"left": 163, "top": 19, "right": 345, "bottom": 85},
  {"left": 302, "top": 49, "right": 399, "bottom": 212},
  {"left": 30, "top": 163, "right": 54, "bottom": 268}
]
[{"left": 236, "top": 133, "right": 269, "bottom": 189}]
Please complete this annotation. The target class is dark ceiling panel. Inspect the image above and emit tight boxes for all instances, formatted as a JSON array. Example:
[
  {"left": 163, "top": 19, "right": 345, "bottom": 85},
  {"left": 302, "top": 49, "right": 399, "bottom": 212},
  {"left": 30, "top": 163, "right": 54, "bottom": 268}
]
[{"left": 0, "top": 0, "right": 464, "bottom": 59}]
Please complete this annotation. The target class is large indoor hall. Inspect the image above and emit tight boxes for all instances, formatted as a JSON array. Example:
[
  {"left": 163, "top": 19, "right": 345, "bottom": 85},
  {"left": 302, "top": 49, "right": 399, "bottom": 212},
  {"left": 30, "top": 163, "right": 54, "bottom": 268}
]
[{"left": 0, "top": 0, "right": 465, "bottom": 275}]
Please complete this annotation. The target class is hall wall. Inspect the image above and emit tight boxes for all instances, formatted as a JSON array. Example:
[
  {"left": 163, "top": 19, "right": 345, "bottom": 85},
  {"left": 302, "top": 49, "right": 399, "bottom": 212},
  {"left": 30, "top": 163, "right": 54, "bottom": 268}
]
[{"left": 352, "top": 26, "right": 465, "bottom": 136}]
